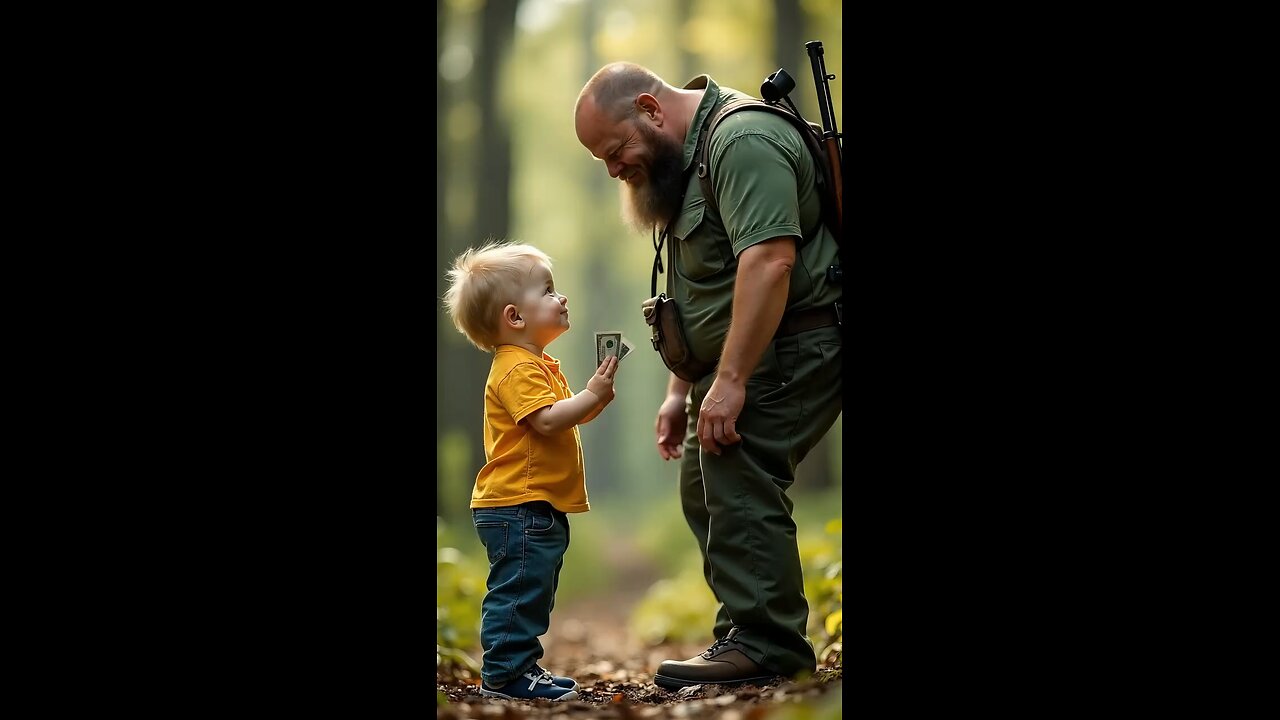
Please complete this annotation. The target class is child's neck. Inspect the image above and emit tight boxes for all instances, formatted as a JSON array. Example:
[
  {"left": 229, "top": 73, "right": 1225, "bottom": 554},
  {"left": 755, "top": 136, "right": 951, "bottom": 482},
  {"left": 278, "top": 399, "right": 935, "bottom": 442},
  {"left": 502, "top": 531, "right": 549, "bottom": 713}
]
[{"left": 497, "top": 333, "right": 545, "bottom": 358}]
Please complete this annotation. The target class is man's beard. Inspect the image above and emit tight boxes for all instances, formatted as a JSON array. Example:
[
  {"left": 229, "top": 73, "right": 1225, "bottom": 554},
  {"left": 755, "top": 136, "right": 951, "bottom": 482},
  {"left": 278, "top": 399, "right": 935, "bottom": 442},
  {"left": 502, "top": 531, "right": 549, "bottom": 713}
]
[{"left": 619, "top": 123, "right": 686, "bottom": 233}]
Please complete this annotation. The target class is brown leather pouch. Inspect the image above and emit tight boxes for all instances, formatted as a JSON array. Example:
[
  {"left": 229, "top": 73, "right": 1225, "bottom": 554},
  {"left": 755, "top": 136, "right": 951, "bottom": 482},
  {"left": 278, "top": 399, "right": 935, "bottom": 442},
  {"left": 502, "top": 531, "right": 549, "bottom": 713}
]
[{"left": 644, "top": 293, "right": 717, "bottom": 383}]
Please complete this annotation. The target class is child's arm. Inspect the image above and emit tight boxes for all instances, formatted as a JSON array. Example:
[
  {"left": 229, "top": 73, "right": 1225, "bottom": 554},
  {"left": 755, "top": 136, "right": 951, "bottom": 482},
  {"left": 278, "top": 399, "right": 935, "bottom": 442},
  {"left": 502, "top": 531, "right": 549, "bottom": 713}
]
[
  {"left": 526, "top": 356, "right": 618, "bottom": 435},
  {"left": 580, "top": 352, "right": 626, "bottom": 422},
  {"left": 579, "top": 389, "right": 614, "bottom": 424}
]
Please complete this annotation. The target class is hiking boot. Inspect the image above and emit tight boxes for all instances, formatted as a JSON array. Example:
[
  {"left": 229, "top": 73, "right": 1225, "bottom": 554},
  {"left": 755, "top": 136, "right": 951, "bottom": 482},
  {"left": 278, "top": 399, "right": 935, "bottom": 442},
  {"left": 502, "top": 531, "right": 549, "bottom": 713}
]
[
  {"left": 653, "top": 627, "right": 780, "bottom": 690},
  {"left": 531, "top": 663, "right": 579, "bottom": 690},
  {"left": 480, "top": 667, "right": 579, "bottom": 701}
]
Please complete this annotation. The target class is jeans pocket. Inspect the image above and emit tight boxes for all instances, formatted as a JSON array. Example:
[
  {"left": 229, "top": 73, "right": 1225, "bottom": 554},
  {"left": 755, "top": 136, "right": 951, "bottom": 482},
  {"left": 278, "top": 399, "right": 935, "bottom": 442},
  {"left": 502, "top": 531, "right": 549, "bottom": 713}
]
[
  {"left": 525, "top": 508, "right": 557, "bottom": 535},
  {"left": 473, "top": 520, "right": 509, "bottom": 565}
]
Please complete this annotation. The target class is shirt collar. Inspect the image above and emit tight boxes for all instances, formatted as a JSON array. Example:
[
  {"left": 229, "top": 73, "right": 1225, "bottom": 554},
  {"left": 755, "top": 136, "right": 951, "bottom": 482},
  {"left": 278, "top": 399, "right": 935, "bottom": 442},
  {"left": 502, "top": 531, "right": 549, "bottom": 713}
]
[
  {"left": 497, "top": 344, "right": 559, "bottom": 371},
  {"left": 680, "top": 74, "right": 721, "bottom": 172}
]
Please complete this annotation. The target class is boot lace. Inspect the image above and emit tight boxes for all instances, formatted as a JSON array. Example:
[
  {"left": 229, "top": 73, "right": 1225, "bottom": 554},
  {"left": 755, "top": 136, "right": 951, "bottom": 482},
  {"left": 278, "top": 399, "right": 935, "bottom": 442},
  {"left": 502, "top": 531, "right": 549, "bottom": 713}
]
[{"left": 702, "top": 628, "right": 742, "bottom": 658}]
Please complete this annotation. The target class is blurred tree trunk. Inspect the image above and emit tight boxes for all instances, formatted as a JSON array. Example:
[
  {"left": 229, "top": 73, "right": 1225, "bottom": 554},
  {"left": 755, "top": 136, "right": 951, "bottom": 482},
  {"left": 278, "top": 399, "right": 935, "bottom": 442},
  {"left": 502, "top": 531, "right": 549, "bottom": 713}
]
[
  {"left": 676, "top": 0, "right": 694, "bottom": 83},
  {"left": 437, "top": 0, "right": 520, "bottom": 513},
  {"left": 476, "top": 0, "right": 516, "bottom": 243},
  {"left": 768, "top": 0, "right": 798, "bottom": 71},
  {"left": 455, "top": 0, "right": 518, "bottom": 484}
]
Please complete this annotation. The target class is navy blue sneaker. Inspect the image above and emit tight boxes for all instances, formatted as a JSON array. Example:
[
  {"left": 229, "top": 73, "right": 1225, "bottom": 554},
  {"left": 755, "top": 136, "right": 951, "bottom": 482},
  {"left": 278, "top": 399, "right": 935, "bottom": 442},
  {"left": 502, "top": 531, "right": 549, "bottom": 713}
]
[
  {"left": 531, "top": 664, "right": 579, "bottom": 690},
  {"left": 481, "top": 667, "right": 579, "bottom": 701}
]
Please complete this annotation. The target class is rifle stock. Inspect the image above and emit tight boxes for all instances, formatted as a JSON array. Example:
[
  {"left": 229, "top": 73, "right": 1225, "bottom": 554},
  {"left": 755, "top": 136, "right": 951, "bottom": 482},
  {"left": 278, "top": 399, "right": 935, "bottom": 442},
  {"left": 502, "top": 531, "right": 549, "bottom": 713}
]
[{"left": 825, "top": 136, "right": 843, "bottom": 233}]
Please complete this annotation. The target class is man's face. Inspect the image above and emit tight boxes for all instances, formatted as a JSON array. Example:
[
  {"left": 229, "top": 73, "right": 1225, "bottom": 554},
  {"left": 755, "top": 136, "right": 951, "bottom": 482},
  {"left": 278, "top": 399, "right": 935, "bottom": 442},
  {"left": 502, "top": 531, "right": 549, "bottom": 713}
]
[{"left": 578, "top": 102, "right": 686, "bottom": 232}]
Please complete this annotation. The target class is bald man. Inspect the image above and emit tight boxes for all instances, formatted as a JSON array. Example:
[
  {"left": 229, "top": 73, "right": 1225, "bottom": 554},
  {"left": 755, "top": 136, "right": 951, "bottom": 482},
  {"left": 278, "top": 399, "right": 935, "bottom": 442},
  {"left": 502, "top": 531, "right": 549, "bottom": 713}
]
[{"left": 575, "top": 63, "right": 843, "bottom": 689}]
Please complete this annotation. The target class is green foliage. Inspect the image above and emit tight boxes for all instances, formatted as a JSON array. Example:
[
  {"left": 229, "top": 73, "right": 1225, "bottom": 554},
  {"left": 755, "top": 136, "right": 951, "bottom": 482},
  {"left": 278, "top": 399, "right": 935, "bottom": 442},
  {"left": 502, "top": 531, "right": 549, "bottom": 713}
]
[
  {"left": 768, "top": 685, "right": 843, "bottom": 720},
  {"left": 436, "top": 518, "right": 485, "bottom": 679},
  {"left": 627, "top": 549, "right": 720, "bottom": 645},
  {"left": 801, "top": 518, "right": 842, "bottom": 665},
  {"left": 628, "top": 513, "right": 844, "bottom": 659},
  {"left": 547, "top": 507, "right": 615, "bottom": 602},
  {"left": 631, "top": 488, "right": 706, "bottom": 573},
  {"left": 437, "top": 431, "right": 473, "bottom": 525}
]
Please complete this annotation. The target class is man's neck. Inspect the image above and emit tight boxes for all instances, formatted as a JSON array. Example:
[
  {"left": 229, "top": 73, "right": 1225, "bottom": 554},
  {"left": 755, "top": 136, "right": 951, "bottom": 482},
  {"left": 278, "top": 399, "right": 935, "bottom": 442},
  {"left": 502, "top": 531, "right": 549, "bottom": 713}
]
[{"left": 669, "top": 87, "right": 706, "bottom": 142}]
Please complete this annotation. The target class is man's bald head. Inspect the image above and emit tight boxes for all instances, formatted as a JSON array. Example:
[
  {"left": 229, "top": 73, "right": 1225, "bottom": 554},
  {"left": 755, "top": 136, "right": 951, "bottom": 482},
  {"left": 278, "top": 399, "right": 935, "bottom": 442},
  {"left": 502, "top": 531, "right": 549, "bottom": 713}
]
[{"left": 574, "top": 62, "right": 666, "bottom": 127}]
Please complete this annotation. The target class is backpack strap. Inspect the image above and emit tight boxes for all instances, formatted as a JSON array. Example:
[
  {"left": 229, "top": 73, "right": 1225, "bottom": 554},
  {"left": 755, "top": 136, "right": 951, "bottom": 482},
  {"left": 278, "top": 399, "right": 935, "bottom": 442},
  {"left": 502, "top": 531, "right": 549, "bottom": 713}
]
[
  {"left": 695, "top": 98, "right": 767, "bottom": 218},
  {"left": 696, "top": 98, "right": 839, "bottom": 243}
]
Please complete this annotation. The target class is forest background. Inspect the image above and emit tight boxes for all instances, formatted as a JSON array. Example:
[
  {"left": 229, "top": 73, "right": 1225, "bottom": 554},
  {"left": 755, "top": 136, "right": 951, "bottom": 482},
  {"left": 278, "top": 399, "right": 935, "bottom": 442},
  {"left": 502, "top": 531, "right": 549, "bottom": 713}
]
[{"left": 436, "top": 0, "right": 844, "bottom": 689}]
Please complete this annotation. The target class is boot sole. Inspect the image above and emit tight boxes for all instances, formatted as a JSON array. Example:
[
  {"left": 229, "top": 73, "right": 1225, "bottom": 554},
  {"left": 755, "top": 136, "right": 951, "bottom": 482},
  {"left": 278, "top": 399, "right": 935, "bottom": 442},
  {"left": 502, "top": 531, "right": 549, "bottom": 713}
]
[{"left": 653, "top": 674, "right": 777, "bottom": 690}]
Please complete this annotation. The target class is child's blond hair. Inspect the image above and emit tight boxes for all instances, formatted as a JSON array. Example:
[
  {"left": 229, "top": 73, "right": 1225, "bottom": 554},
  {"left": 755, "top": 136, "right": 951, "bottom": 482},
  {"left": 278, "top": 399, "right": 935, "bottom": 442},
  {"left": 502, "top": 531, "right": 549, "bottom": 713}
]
[{"left": 443, "top": 241, "right": 553, "bottom": 352}]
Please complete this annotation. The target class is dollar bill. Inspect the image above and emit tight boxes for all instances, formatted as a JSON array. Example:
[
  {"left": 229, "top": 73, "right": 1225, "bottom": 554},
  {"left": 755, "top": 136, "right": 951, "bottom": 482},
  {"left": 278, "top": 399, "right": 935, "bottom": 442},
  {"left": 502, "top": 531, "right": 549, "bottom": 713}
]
[
  {"left": 619, "top": 337, "right": 634, "bottom": 362},
  {"left": 595, "top": 331, "right": 622, "bottom": 366}
]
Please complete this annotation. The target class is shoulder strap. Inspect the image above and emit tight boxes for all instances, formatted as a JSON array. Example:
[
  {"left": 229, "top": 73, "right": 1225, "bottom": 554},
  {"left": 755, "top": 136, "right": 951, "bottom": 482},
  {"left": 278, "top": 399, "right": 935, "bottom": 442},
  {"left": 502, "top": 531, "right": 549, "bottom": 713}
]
[
  {"left": 696, "top": 98, "right": 839, "bottom": 242},
  {"left": 695, "top": 98, "right": 767, "bottom": 218}
]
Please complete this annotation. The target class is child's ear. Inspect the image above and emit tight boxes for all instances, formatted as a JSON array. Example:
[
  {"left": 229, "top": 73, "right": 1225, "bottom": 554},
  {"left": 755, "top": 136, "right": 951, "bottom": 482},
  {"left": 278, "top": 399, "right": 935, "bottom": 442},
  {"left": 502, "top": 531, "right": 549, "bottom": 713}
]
[{"left": 502, "top": 304, "right": 523, "bottom": 328}]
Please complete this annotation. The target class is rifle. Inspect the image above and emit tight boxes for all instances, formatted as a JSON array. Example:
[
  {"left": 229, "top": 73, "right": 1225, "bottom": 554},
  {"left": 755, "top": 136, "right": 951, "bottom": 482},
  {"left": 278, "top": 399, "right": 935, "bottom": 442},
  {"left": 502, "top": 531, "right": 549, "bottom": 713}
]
[
  {"left": 761, "top": 41, "right": 843, "bottom": 286},
  {"left": 806, "top": 41, "right": 843, "bottom": 236}
]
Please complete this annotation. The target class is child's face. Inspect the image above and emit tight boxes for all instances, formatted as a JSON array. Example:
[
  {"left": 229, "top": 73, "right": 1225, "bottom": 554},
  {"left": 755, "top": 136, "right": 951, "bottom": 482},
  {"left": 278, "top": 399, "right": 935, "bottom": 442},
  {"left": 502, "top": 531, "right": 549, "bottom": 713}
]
[{"left": 515, "top": 261, "right": 569, "bottom": 346}]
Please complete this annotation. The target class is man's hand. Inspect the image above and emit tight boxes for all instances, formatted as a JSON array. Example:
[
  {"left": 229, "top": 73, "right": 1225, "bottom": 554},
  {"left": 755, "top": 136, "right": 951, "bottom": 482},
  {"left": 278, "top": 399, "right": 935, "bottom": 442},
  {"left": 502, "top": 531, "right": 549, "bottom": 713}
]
[
  {"left": 697, "top": 377, "right": 745, "bottom": 455},
  {"left": 655, "top": 393, "right": 687, "bottom": 460}
]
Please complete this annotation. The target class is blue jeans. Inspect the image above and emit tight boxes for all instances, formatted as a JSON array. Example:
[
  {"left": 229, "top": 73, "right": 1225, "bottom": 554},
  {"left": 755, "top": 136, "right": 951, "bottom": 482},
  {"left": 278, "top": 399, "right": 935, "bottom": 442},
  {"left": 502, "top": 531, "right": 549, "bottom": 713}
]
[{"left": 472, "top": 501, "right": 570, "bottom": 688}]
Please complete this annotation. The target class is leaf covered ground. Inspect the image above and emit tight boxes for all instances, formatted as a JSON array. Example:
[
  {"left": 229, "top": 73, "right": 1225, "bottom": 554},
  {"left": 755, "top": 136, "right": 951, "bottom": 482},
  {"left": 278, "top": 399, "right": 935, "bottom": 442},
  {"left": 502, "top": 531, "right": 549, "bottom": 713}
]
[{"left": 438, "top": 598, "right": 842, "bottom": 719}]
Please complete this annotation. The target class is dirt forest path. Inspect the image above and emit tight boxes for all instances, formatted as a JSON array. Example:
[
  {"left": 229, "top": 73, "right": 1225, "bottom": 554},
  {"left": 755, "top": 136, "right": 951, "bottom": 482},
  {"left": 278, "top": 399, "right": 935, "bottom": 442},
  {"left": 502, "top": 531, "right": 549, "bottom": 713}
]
[{"left": 437, "top": 594, "right": 843, "bottom": 719}]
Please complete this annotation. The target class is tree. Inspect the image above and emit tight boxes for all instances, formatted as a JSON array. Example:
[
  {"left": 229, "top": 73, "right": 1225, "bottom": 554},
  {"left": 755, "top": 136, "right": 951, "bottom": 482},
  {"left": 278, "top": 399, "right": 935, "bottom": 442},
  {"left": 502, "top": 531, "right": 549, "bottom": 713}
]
[{"left": 437, "top": 0, "right": 521, "bottom": 515}]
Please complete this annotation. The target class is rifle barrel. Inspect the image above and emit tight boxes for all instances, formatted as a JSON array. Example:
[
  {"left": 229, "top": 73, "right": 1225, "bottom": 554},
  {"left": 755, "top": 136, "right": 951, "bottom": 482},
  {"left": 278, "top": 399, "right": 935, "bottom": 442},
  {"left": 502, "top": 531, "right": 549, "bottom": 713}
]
[{"left": 805, "top": 41, "right": 839, "bottom": 149}]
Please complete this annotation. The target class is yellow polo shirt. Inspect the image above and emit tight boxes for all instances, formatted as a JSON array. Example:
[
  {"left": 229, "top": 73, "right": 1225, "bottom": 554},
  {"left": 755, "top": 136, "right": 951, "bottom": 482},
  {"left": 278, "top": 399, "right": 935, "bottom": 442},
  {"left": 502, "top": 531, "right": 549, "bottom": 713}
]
[{"left": 470, "top": 345, "right": 590, "bottom": 513}]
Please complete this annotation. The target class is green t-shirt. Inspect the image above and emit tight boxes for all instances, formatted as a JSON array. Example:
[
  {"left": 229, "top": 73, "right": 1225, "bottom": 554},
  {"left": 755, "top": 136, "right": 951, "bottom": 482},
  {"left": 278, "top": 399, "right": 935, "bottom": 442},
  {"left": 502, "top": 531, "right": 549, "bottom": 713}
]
[{"left": 670, "top": 75, "right": 841, "bottom": 364}]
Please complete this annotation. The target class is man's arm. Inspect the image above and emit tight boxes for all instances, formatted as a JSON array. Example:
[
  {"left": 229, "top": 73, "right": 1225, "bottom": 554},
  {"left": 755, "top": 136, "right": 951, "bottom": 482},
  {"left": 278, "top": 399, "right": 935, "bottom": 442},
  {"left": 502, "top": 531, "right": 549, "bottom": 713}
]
[{"left": 697, "top": 236, "right": 794, "bottom": 454}]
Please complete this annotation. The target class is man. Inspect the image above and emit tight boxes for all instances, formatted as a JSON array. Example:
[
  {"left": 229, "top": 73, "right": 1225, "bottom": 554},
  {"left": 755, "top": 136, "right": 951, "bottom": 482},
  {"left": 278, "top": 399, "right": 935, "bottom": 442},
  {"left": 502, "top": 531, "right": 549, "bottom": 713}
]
[{"left": 574, "top": 62, "right": 842, "bottom": 689}]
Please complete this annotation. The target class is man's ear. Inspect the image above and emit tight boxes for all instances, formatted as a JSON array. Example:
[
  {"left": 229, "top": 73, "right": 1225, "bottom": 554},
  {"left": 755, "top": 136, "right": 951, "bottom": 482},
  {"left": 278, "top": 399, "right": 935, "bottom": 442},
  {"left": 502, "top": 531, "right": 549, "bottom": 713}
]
[
  {"left": 636, "top": 93, "right": 661, "bottom": 125},
  {"left": 503, "top": 304, "right": 523, "bottom": 328}
]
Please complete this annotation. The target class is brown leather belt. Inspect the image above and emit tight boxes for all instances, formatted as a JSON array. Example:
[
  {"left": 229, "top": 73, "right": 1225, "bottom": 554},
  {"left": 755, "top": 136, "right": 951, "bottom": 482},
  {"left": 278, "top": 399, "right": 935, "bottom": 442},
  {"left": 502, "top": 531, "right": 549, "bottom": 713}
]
[{"left": 775, "top": 303, "right": 842, "bottom": 338}]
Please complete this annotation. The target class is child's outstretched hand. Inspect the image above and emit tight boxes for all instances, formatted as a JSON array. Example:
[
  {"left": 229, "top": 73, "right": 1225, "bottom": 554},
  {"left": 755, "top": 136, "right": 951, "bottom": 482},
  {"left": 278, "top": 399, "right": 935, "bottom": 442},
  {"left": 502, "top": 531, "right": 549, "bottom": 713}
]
[{"left": 586, "top": 355, "right": 619, "bottom": 403}]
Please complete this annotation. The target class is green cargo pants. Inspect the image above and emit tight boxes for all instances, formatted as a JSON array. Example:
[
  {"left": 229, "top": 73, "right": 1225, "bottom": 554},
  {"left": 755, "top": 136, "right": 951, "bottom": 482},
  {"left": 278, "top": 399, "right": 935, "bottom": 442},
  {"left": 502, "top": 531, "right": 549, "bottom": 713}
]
[{"left": 679, "top": 324, "right": 842, "bottom": 677}]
